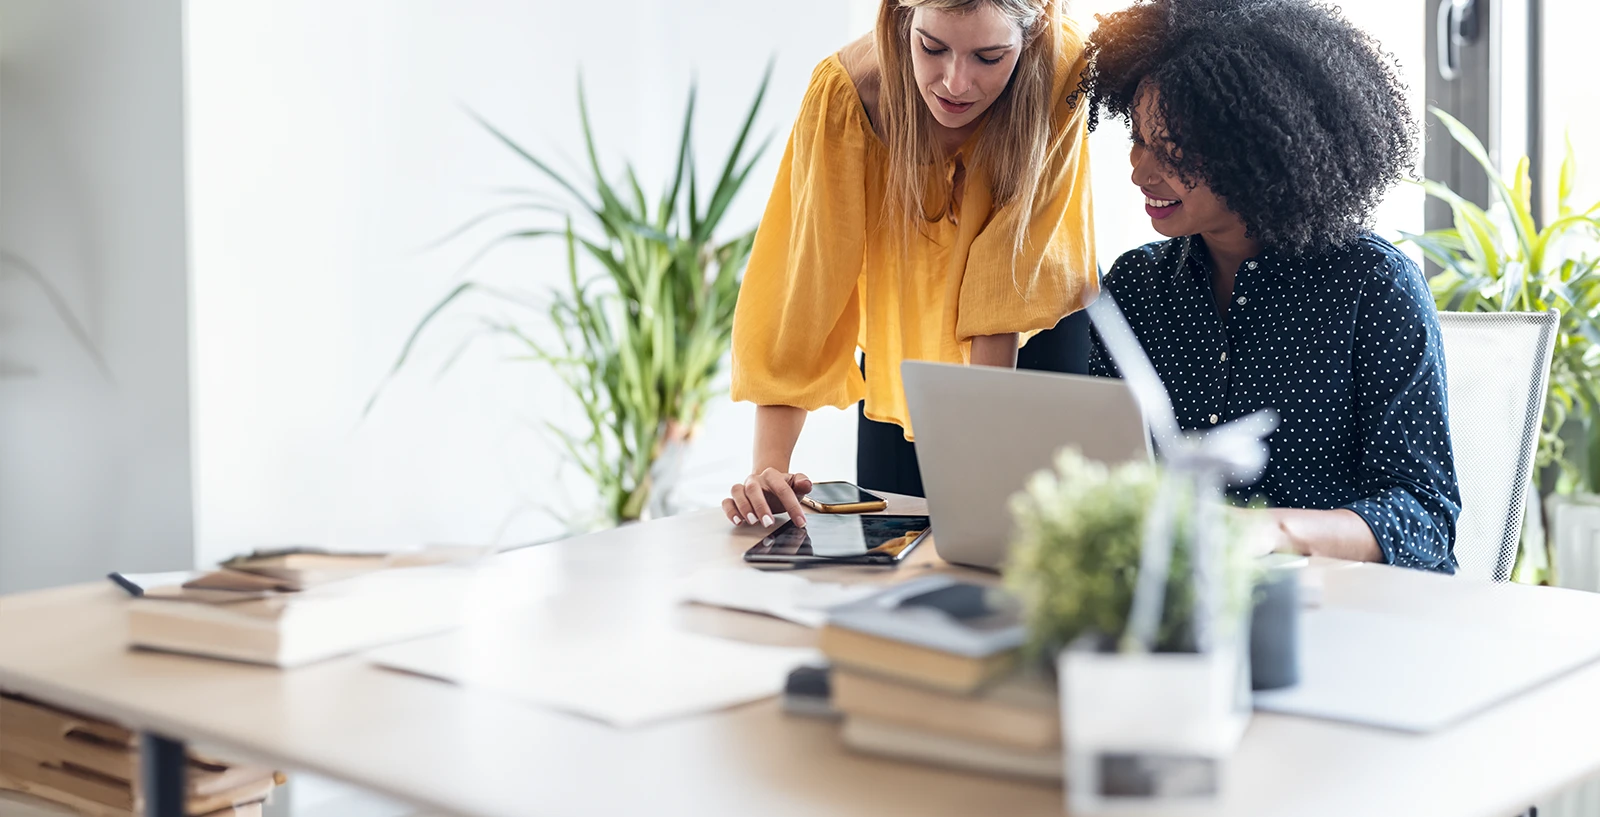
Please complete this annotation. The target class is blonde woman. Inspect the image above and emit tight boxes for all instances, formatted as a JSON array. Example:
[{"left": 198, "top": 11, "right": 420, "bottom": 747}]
[{"left": 724, "top": 0, "right": 1095, "bottom": 528}]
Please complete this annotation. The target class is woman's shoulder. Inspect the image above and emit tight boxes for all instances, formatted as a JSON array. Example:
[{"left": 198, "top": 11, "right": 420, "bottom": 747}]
[
  {"left": 1052, "top": 16, "right": 1092, "bottom": 104},
  {"left": 1320, "top": 234, "right": 1428, "bottom": 293},
  {"left": 1300, "top": 234, "right": 1437, "bottom": 321},
  {"left": 834, "top": 34, "right": 882, "bottom": 135},
  {"left": 789, "top": 37, "right": 877, "bottom": 138}
]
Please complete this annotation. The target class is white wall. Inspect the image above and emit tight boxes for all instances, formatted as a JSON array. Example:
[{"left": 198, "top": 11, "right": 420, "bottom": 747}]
[
  {"left": 187, "top": 1, "right": 1433, "bottom": 567},
  {"left": 187, "top": 0, "right": 867, "bottom": 564},
  {"left": 0, "top": 0, "right": 193, "bottom": 593}
]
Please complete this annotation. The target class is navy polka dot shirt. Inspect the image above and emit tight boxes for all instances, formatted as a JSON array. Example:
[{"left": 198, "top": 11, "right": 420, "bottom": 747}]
[{"left": 1090, "top": 234, "right": 1462, "bottom": 573}]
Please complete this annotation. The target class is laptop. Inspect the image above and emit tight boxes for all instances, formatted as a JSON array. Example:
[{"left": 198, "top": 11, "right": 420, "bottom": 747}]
[{"left": 900, "top": 361, "right": 1152, "bottom": 570}]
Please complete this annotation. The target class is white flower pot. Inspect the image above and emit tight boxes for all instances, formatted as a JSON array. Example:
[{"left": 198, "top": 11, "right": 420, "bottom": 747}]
[
  {"left": 1549, "top": 493, "right": 1600, "bottom": 591},
  {"left": 1057, "top": 636, "right": 1252, "bottom": 814}
]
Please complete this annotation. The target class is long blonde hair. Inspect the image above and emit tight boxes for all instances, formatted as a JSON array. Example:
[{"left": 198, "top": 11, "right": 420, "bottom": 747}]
[{"left": 875, "top": 0, "right": 1061, "bottom": 251}]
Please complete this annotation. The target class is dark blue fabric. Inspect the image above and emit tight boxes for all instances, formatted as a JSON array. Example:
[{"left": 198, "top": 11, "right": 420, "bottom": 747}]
[{"left": 1090, "top": 234, "right": 1461, "bottom": 573}]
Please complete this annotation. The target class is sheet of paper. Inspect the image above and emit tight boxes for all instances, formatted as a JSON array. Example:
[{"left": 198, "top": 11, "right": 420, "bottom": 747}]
[
  {"left": 678, "top": 565, "right": 879, "bottom": 628},
  {"left": 369, "top": 622, "right": 818, "bottom": 728},
  {"left": 1253, "top": 607, "right": 1600, "bottom": 732}
]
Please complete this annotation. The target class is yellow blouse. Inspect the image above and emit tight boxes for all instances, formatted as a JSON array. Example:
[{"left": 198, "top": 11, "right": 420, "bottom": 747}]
[{"left": 729, "top": 23, "right": 1097, "bottom": 438}]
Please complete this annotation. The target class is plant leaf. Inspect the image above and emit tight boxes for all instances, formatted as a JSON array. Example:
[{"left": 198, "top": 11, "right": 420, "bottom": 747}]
[
  {"left": 364, "top": 280, "right": 483, "bottom": 417},
  {"left": 416, "top": 202, "right": 568, "bottom": 253},
  {"left": 1429, "top": 107, "right": 1534, "bottom": 258},
  {"left": 464, "top": 106, "right": 597, "bottom": 215},
  {"left": 1560, "top": 131, "right": 1578, "bottom": 218},
  {"left": 662, "top": 84, "right": 697, "bottom": 233}
]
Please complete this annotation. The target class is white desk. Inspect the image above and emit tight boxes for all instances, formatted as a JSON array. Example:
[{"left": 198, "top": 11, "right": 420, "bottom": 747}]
[{"left": 3, "top": 496, "right": 1600, "bottom": 817}]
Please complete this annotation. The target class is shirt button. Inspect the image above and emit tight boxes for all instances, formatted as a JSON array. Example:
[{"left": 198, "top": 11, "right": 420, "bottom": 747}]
[
  {"left": 1209, "top": 414, "right": 1219, "bottom": 424},
  {"left": 1246, "top": 261, "right": 1258, "bottom": 270},
  {"left": 1236, "top": 296, "right": 1248, "bottom": 305},
  {"left": 1220, "top": 351, "right": 1228, "bottom": 362}
]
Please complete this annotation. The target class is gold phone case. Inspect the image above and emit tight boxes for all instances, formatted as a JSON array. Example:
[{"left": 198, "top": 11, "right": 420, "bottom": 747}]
[{"left": 801, "top": 496, "right": 888, "bottom": 514}]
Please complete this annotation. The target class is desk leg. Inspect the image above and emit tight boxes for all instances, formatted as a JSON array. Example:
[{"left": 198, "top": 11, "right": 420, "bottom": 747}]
[{"left": 140, "top": 732, "right": 186, "bottom": 817}]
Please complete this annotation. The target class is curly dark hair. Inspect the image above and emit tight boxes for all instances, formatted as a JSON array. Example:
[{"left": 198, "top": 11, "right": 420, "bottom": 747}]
[{"left": 1078, "top": 0, "right": 1416, "bottom": 256}]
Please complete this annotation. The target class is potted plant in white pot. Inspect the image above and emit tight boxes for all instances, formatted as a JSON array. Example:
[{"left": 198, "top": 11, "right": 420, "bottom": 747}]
[
  {"left": 1006, "top": 447, "right": 1263, "bottom": 812},
  {"left": 1403, "top": 107, "right": 1600, "bottom": 585},
  {"left": 1004, "top": 296, "right": 1271, "bottom": 813},
  {"left": 367, "top": 69, "right": 773, "bottom": 529}
]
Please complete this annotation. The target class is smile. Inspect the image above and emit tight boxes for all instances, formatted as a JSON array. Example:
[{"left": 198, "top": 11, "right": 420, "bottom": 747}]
[{"left": 1144, "top": 194, "right": 1182, "bottom": 220}]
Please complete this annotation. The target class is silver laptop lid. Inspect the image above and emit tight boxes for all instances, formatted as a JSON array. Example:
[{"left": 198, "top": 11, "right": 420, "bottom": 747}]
[{"left": 900, "top": 361, "right": 1152, "bottom": 570}]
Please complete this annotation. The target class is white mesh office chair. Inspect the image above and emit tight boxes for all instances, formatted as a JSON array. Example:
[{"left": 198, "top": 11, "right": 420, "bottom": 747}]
[{"left": 1436, "top": 310, "right": 1559, "bottom": 582}]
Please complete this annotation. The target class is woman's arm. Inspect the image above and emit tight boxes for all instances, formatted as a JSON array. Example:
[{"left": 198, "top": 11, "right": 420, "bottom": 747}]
[
  {"left": 1262, "top": 508, "right": 1381, "bottom": 562},
  {"left": 971, "top": 333, "right": 1020, "bottom": 367},
  {"left": 752, "top": 405, "right": 807, "bottom": 474},
  {"left": 724, "top": 61, "right": 871, "bottom": 529},
  {"left": 1331, "top": 262, "right": 1461, "bottom": 570},
  {"left": 724, "top": 406, "right": 814, "bottom": 529},
  {"left": 1256, "top": 259, "right": 1459, "bottom": 568}
]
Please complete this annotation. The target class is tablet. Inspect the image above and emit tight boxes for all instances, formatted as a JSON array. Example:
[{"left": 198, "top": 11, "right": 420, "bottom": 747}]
[{"left": 743, "top": 514, "right": 931, "bottom": 566}]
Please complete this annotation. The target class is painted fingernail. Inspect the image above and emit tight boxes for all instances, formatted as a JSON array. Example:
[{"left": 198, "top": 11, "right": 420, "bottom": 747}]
[
  {"left": 762, "top": 515, "right": 774, "bottom": 527},
  {"left": 795, "top": 516, "right": 807, "bottom": 527},
  {"left": 731, "top": 516, "right": 742, "bottom": 526},
  {"left": 747, "top": 513, "right": 758, "bottom": 525}
]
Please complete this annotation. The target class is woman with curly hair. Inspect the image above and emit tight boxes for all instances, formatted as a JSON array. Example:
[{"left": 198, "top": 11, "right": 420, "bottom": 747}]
[
  {"left": 1083, "top": 0, "right": 1462, "bottom": 571},
  {"left": 724, "top": 0, "right": 1097, "bottom": 528}
]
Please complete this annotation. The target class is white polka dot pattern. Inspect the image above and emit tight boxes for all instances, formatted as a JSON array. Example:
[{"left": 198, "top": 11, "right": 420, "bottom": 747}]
[{"left": 1089, "top": 235, "right": 1462, "bottom": 573}]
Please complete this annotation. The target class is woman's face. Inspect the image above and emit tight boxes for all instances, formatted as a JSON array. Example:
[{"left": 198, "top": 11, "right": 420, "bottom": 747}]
[
  {"left": 909, "top": 5, "right": 1024, "bottom": 130},
  {"left": 1128, "top": 85, "right": 1245, "bottom": 240}
]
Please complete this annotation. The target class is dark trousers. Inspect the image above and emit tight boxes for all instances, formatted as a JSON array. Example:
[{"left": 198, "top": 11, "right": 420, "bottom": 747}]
[{"left": 856, "top": 310, "right": 1091, "bottom": 497}]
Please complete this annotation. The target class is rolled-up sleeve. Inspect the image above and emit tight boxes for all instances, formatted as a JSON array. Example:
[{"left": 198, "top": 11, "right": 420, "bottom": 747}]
[{"left": 1340, "top": 260, "right": 1462, "bottom": 573}]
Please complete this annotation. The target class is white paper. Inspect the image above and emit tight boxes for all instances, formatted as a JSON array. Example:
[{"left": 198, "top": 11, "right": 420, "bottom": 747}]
[
  {"left": 370, "top": 622, "right": 818, "bottom": 728},
  {"left": 1253, "top": 607, "right": 1600, "bottom": 732},
  {"left": 678, "top": 566, "right": 879, "bottom": 628}
]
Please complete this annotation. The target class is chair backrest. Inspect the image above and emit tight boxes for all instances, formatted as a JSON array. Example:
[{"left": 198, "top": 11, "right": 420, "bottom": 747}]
[{"left": 1436, "top": 310, "right": 1558, "bottom": 582}]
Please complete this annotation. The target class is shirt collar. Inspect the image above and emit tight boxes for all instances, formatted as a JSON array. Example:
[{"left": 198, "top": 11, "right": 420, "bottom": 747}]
[{"left": 1173, "top": 235, "right": 1275, "bottom": 280}]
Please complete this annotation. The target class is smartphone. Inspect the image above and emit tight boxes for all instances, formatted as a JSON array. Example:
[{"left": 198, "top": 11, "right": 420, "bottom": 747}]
[
  {"left": 744, "top": 514, "right": 930, "bottom": 566},
  {"left": 801, "top": 481, "right": 888, "bottom": 514}
]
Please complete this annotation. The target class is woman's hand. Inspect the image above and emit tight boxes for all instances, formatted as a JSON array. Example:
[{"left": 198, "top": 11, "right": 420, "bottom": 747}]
[
  {"left": 1228, "top": 507, "right": 1381, "bottom": 562},
  {"left": 724, "top": 469, "right": 814, "bottom": 528},
  {"left": 1227, "top": 507, "right": 1289, "bottom": 557}
]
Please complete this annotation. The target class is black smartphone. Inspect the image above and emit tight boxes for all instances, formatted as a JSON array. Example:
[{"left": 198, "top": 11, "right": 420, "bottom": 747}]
[
  {"left": 744, "top": 514, "right": 930, "bottom": 566},
  {"left": 801, "top": 481, "right": 888, "bottom": 514}
]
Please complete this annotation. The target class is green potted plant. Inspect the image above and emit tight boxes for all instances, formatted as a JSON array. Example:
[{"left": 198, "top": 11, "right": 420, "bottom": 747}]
[
  {"left": 367, "top": 69, "right": 773, "bottom": 529},
  {"left": 1005, "top": 447, "right": 1262, "bottom": 812},
  {"left": 1402, "top": 107, "right": 1600, "bottom": 583}
]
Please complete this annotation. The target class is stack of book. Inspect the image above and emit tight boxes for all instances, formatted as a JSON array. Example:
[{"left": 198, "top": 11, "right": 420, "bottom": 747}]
[
  {"left": 0, "top": 693, "right": 281, "bottom": 816},
  {"left": 817, "top": 576, "right": 1063, "bottom": 783},
  {"left": 125, "top": 546, "right": 489, "bottom": 668}
]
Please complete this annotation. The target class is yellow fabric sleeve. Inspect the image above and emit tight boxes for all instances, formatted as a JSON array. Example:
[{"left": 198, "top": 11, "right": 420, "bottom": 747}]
[
  {"left": 955, "top": 56, "right": 1099, "bottom": 341},
  {"left": 729, "top": 59, "right": 868, "bottom": 411}
]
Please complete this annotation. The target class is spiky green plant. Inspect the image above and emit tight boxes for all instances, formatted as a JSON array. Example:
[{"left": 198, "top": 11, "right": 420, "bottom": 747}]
[
  {"left": 1402, "top": 108, "right": 1600, "bottom": 498},
  {"left": 369, "top": 67, "right": 773, "bottom": 526}
]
